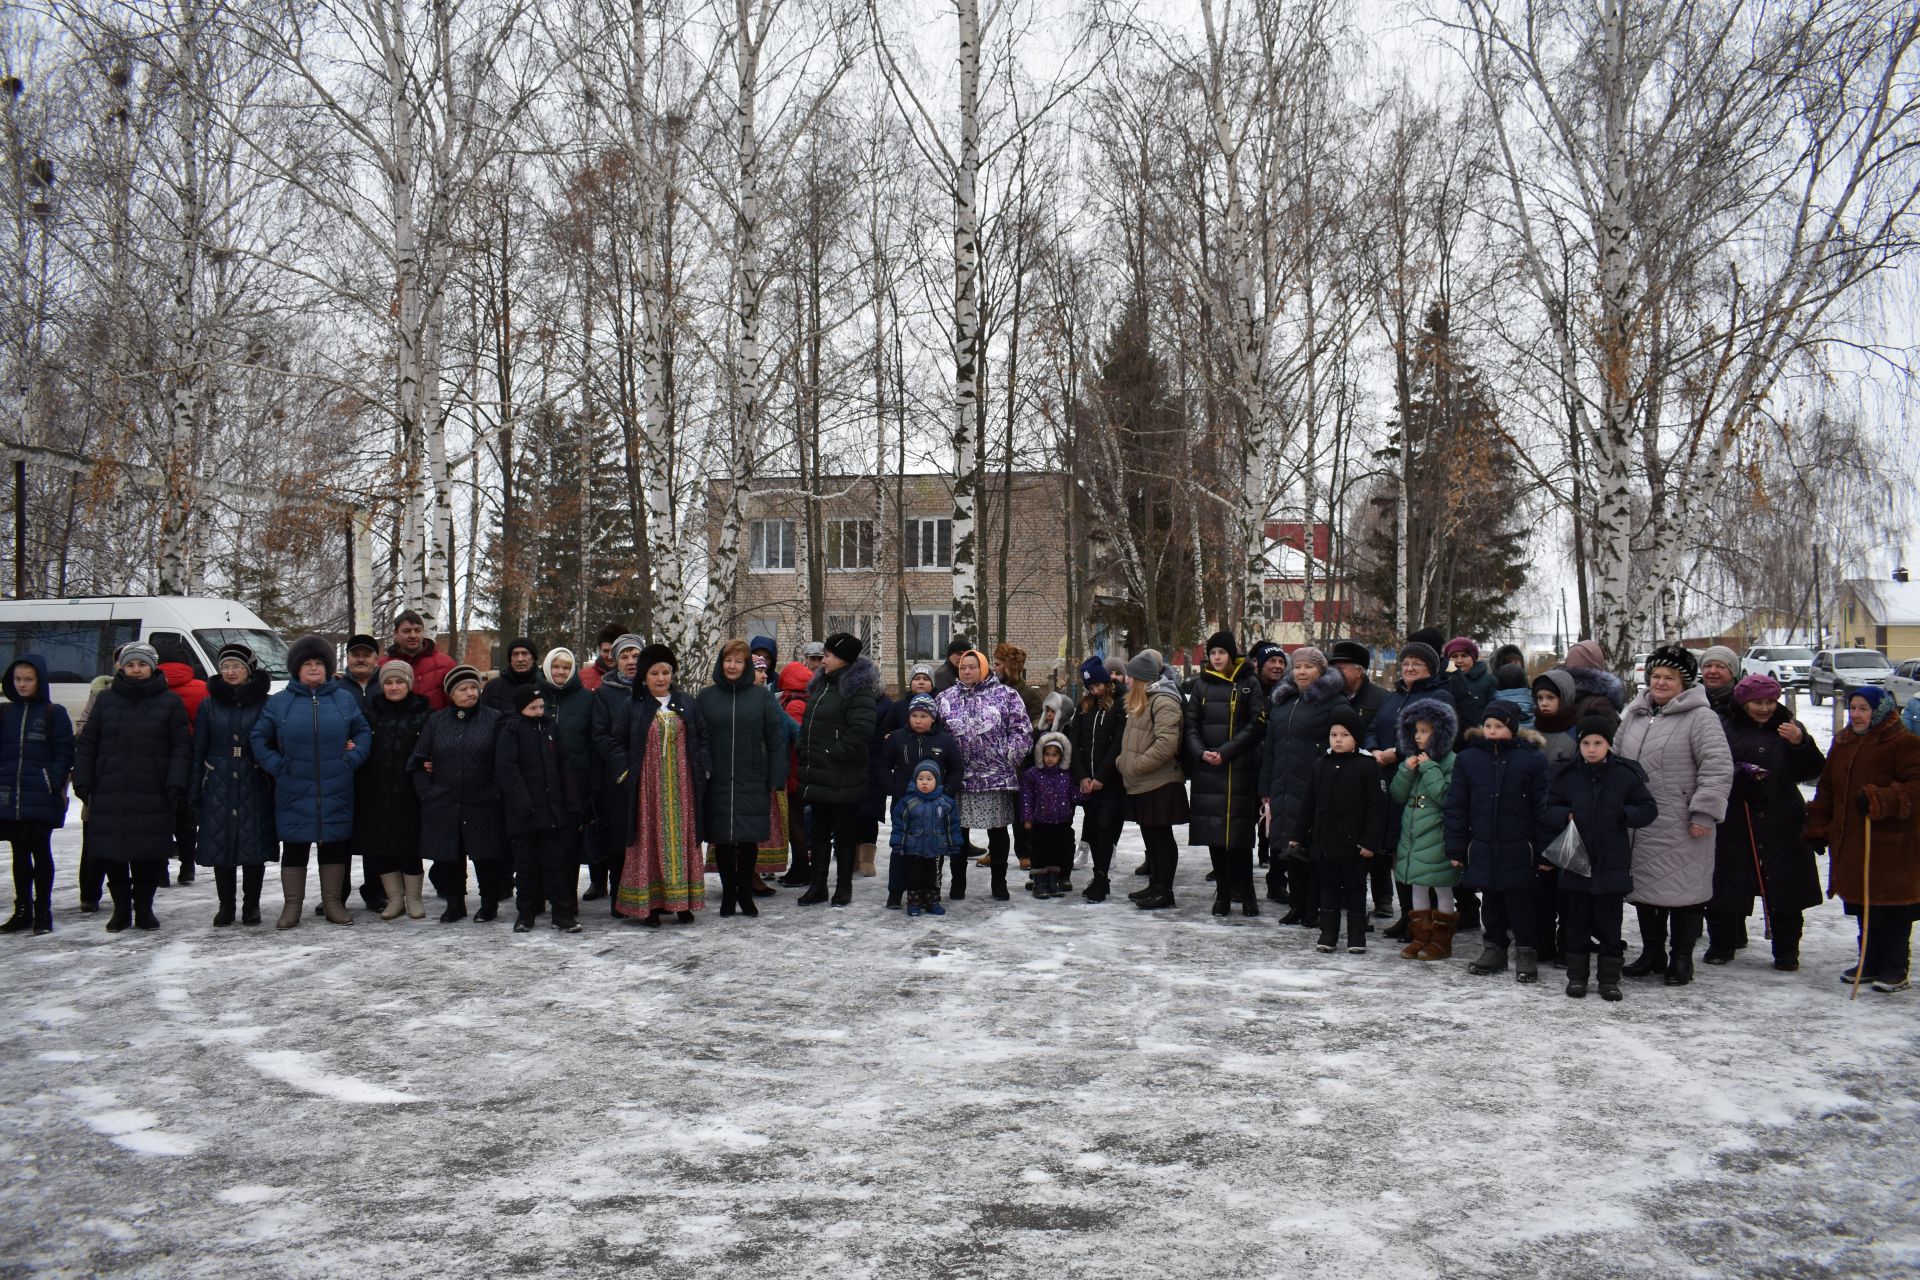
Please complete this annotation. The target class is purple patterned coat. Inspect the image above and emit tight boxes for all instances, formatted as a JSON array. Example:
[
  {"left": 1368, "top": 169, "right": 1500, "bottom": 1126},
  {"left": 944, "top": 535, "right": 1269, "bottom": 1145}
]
[{"left": 936, "top": 676, "right": 1032, "bottom": 793}]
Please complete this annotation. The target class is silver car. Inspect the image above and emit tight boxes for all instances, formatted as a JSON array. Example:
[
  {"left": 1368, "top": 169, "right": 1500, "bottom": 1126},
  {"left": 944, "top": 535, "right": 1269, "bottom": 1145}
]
[
  {"left": 1809, "top": 648, "right": 1894, "bottom": 705},
  {"left": 1886, "top": 658, "right": 1920, "bottom": 708}
]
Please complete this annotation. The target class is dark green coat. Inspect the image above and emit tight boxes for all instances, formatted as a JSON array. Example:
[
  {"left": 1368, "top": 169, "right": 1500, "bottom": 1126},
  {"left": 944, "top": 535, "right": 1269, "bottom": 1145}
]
[
  {"left": 798, "top": 657, "right": 880, "bottom": 805},
  {"left": 695, "top": 657, "right": 790, "bottom": 842}
]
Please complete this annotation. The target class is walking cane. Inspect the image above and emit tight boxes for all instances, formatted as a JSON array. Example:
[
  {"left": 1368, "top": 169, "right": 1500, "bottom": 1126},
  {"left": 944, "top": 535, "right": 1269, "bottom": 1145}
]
[
  {"left": 1742, "top": 799, "right": 1772, "bottom": 942},
  {"left": 1850, "top": 815, "right": 1873, "bottom": 1003}
]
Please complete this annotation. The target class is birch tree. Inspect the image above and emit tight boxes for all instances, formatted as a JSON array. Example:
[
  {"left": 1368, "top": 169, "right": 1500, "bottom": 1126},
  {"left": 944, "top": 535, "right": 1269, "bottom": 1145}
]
[{"left": 1455, "top": 0, "right": 1920, "bottom": 662}]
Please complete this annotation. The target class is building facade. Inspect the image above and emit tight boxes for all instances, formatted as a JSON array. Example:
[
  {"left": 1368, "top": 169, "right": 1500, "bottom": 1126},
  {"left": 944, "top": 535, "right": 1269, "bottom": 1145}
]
[{"left": 709, "top": 472, "right": 1078, "bottom": 687}]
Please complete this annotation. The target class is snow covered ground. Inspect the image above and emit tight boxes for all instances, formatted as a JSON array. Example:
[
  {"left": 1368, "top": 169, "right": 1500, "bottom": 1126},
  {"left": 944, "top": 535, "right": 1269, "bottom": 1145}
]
[{"left": 4, "top": 706, "right": 1917, "bottom": 1278}]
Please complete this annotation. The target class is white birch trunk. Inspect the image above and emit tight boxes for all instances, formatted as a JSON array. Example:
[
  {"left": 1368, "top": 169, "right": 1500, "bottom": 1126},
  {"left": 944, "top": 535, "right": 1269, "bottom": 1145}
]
[
  {"left": 158, "top": 0, "right": 206, "bottom": 596},
  {"left": 949, "top": 0, "right": 983, "bottom": 639}
]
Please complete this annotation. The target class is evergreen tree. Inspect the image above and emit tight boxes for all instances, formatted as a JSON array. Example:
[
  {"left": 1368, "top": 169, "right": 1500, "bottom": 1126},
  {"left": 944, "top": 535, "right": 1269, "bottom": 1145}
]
[{"left": 1354, "top": 303, "right": 1528, "bottom": 642}]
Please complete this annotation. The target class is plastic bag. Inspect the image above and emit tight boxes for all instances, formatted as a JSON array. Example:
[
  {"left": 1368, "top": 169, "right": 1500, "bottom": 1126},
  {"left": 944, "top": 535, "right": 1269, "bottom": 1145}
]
[{"left": 1540, "top": 820, "right": 1592, "bottom": 877}]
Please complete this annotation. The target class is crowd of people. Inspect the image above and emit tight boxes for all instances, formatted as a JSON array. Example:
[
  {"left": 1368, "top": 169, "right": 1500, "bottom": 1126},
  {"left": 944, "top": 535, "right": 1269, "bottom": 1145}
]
[{"left": 1, "top": 612, "right": 1916, "bottom": 998}]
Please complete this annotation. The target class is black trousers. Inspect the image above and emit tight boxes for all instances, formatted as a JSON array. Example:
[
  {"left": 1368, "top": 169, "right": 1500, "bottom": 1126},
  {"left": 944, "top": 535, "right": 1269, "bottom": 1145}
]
[
  {"left": 173, "top": 795, "right": 196, "bottom": 868},
  {"left": 1533, "top": 865, "right": 1561, "bottom": 956},
  {"left": 213, "top": 864, "right": 267, "bottom": 905},
  {"left": 104, "top": 859, "right": 164, "bottom": 908},
  {"left": 1368, "top": 853, "right": 1393, "bottom": 908},
  {"left": 6, "top": 823, "right": 54, "bottom": 911},
  {"left": 905, "top": 856, "right": 938, "bottom": 894},
  {"left": 1482, "top": 886, "right": 1537, "bottom": 948},
  {"left": 1561, "top": 890, "right": 1625, "bottom": 957},
  {"left": 281, "top": 840, "right": 351, "bottom": 868},
  {"left": 1029, "top": 823, "right": 1074, "bottom": 874},
  {"left": 78, "top": 847, "right": 104, "bottom": 907},
  {"left": 438, "top": 856, "right": 511, "bottom": 904},
  {"left": 1079, "top": 801, "right": 1122, "bottom": 878},
  {"left": 1316, "top": 856, "right": 1368, "bottom": 914},
  {"left": 807, "top": 800, "right": 862, "bottom": 889},
  {"left": 513, "top": 829, "right": 577, "bottom": 916},
  {"left": 1853, "top": 903, "right": 1917, "bottom": 981},
  {"left": 1208, "top": 844, "right": 1254, "bottom": 897}
]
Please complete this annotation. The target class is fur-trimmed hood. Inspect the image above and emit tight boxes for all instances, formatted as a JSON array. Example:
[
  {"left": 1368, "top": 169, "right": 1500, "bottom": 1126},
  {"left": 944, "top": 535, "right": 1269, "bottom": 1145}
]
[
  {"left": 1272, "top": 665, "right": 1347, "bottom": 708},
  {"left": 1035, "top": 730, "right": 1073, "bottom": 770},
  {"left": 1460, "top": 725, "right": 1548, "bottom": 752},
  {"left": 808, "top": 655, "right": 880, "bottom": 700},
  {"left": 1397, "top": 695, "right": 1459, "bottom": 759},
  {"left": 1568, "top": 664, "right": 1625, "bottom": 711}
]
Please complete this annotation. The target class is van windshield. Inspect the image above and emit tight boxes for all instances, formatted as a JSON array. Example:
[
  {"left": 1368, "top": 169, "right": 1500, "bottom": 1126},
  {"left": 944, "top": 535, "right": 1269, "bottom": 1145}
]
[{"left": 194, "top": 628, "right": 291, "bottom": 678}]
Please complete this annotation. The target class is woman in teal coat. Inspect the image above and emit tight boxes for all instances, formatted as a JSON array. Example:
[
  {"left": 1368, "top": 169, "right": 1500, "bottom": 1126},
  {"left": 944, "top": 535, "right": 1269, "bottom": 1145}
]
[
  {"left": 252, "top": 635, "right": 371, "bottom": 928},
  {"left": 1388, "top": 696, "right": 1461, "bottom": 961}
]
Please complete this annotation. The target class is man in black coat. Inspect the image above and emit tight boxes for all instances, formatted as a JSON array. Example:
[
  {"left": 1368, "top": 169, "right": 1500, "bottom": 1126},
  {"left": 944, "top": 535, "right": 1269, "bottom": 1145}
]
[
  {"left": 335, "top": 635, "right": 381, "bottom": 709},
  {"left": 1330, "top": 639, "right": 1395, "bottom": 919},
  {"left": 932, "top": 634, "right": 971, "bottom": 693},
  {"left": 796, "top": 632, "right": 880, "bottom": 907}
]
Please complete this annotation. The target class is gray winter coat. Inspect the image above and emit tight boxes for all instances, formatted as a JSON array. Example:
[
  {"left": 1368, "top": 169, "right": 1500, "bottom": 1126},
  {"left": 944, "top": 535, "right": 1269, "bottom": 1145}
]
[{"left": 1613, "top": 683, "right": 1734, "bottom": 908}]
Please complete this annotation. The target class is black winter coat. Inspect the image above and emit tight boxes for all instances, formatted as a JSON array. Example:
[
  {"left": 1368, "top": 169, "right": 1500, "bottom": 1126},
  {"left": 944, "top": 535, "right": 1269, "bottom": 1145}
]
[
  {"left": 1544, "top": 754, "right": 1659, "bottom": 896},
  {"left": 0, "top": 655, "right": 74, "bottom": 827},
  {"left": 625, "top": 689, "right": 711, "bottom": 842},
  {"left": 480, "top": 666, "right": 539, "bottom": 716},
  {"left": 1347, "top": 680, "right": 1392, "bottom": 745},
  {"left": 496, "top": 711, "right": 582, "bottom": 836},
  {"left": 1261, "top": 667, "right": 1349, "bottom": 846},
  {"left": 798, "top": 658, "right": 880, "bottom": 804},
  {"left": 332, "top": 673, "right": 378, "bottom": 712},
  {"left": 862, "top": 692, "right": 897, "bottom": 822},
  {"left": 695, "top": 660, "right": 787, "bottom": 842},
  {"left": 408, "top": 704, "right": 506, "bottom": 862},
  {"left": 540, "top": 675, "right": 598, "bottom": 794},
  {"left": 887, "top": 724, "right": 967, "bottom": 799},
  {"left": 353, "top": 692, "right": 432, "bottom": 863},
  {"left": 1445, "top": 730, "right": 1552, "bottom": 892},
  {"left": 1291, "top": 749, "right": 1388, "bottom": 866},
  {"left": 591, "top": 673, "right": 636, "bottom": 849},
  {"left": 73, "top": 671, "right": 190, "bottom": 862},
  {"left": 191, "top": 670, "right": 277, "bottom": 866},
  {"left": 1711, "top": 706, "right": 1825, "bottom": 915},
  {"left": 1184, "top": 660, "right": 1267, "bottom": 849},
  {"left": 1069, "top": 698, "right": 1125, "bottom": 810}
]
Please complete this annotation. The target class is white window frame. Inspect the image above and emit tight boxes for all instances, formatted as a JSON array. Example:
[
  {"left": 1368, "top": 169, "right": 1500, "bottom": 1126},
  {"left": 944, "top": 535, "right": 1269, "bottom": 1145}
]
[
  {"left": 748, "top": 518, "right": 796, "bottom": 572},
  {"left": 825, "top": 518, "right": 876, "bottom": 572},
  {"left": 904, "top": 516, "right": 952, "bottom": 571},
  {"left": 905, "top": 611, "right": 952, "bottom": 661}
]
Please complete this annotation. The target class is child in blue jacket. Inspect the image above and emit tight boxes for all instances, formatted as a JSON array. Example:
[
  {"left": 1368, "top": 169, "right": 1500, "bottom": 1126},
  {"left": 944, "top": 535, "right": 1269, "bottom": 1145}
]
[{"left": 891, "top": 759, "right": 961, "bottom": 917}]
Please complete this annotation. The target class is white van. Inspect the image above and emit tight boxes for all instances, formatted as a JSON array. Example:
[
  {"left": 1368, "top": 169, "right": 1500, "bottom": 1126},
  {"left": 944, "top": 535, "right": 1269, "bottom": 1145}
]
[{"left": 0, "top": 597, "right": 290, "bottom": 716}]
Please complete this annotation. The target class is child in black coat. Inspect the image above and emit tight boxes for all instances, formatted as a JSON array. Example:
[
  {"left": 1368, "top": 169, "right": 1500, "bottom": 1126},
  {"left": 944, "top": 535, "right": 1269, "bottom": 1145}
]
[
  {"left": 1290, "top": 706, "right": 1388, "bottom": 954},
  {"left": 496, "top": 683, "right": 584, "bottom": 933},
  {"left": 1544, "top": 715, "right": 1659, "bottom": 1000},
  {"left": 883, "top": 695, "right": 966, "bottom": 909}
]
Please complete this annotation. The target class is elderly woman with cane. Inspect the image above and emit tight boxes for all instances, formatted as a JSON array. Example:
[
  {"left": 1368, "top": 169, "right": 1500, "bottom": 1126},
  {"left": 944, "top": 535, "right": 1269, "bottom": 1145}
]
[
  {"left": 1805, "top": 687, "right": 1920, "bottom": 995},
  {"left": 1706, "top": 674, "right": 1824, "bottom": 971}
]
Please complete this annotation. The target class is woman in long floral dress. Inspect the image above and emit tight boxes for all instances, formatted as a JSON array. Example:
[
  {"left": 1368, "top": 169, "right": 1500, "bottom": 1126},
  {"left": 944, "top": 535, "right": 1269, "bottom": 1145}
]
[{"left": 616, "top": 644, "right": 712, "bottom": 926}]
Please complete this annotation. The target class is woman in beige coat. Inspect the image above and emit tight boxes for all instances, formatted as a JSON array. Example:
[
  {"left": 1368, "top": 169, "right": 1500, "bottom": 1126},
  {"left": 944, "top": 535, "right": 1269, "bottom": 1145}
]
[
  {"left": 1117, "top": 649, "right": 1188, "bottom": 911},
  {"left": 1613, "top": 645, "right": 1733, "bottom": 986}
]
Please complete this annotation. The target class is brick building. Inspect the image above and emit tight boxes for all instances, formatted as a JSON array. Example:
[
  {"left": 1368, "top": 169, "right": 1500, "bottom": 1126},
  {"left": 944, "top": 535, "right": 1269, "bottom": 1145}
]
[{"left": 708, "top": 471, "right": 1080, "bottom": 688}]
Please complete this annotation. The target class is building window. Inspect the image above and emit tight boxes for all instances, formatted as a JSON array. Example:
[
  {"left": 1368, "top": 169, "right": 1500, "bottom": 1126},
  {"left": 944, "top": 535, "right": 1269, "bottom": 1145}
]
[
  {"left": 904, "top": 517, "right": 952, "bottom": 570},
  {"left": 749, "top": 519, "right": 795, "bottom": 571},
  {"left": 825, "top": 613, "right": 881, "bottom": 660},
  {"left": 825, "top": 519, "right": 875, "bottom": 571},
  {"left": 906, "top": 612, "right": 952, "bottom": 661}
]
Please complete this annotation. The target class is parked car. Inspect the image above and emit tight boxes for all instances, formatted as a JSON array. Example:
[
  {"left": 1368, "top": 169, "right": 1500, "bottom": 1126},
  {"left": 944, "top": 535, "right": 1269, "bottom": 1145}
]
[
  {"left": 0, "top": 597, "right": 289, "bottom": 717},
  {"left": 1808, "top": 647, "right": 1894, "bottom": 705},
  {"left": 1885, "top": 659, "right": 1920, "bottom": 709},
  {"left": 1744, "top": 645, "right": 1815, "bottom": 690}
]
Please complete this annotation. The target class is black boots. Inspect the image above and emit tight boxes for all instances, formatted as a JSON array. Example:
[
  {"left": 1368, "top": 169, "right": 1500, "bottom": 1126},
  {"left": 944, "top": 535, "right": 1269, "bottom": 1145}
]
[
  {"left": 1315, "top": 911, "right": 1340, "bottom": 953},
  {"left": 732, "top": 850, "right": 759, "bottom": 917},
  {"left": 1468, "top": 943, "right": 1508, "bottom": 976},
  {"left": 1083, "top": 874, "right": 1109, "bottom": 903},
  {"left": 1664, "top": 909, "right": 1702, "bottom": 986},
  {"left": 1703, "top": 910, "right": 1745, "bottom": 964},
  {"left": 797, "top": 852, "right": 830, "bottom": 905},
  {"left": 1597, "top": 954, "right": 1625, "bottom": 1001},
  {"left": 513, "top": 913, "right": 535, "bottom": 932},
  {"left": 949, "top": 857, "right": 967, "bottom": 901},
  {"left": 1772, "top": 912, "right": 1803, "bottom": 971},
  {"left": 832, "top": 855, "right": 856, "bottom": 907},
  {"left": 1514, "top": 946, "right": 1539, "bottom": 984},
  {"left": 133, "top": 885, "right": 159, "bottom": 931},
  {"left": 1278, "top": 862, "right": 1316, "bottom": 925},
  {"left": 1346, "top": 910, "right": 1367, "bottom": 953},
  {"left": 583, "top": 862, "right": 609, "bottom": 901},
  {"left": 989, "top": 847, "right": 1009, "bottom": 902},
  {"left": 1624, "top": 906, "right": 1668, "bottom": 976},
  {"left": 1133, "top": 842, "right": 1174, "bottom": 910},
  {"left": 213, "top": 867, "right": 238, "bottom": 927},
  {"left": 0, "top": 906, "right": 28, "bottom": 934},
  {"left": 1565, "top": 951, "right": 1591, "bottom": 998}
]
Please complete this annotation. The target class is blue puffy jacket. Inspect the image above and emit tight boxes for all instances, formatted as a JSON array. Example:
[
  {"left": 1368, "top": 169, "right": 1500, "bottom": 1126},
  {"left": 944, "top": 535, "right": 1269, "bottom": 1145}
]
[
  {"left": 0, "top": 654, "right": 74, "bottom": 826},
  {"left": 1444, "top": 728, "right": 1551, "bottom": 892},
  {"left": 252, "top": 679, "right": 371, "bottom": 843}
]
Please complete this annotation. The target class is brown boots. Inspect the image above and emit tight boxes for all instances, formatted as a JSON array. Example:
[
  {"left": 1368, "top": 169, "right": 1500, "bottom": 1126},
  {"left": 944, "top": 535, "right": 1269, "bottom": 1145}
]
[
  {"left": 318, "top": 863, "right": 354, "bottom": 925},
  {"left": 1416, "top": 910, "right": 1459, "bottom": 961},
  {"left": 856, "top": 843, "right": 877, "bottom": 878},
  {"left": 1398, "top": 909, "right": 1433, "bottom": 959}
]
